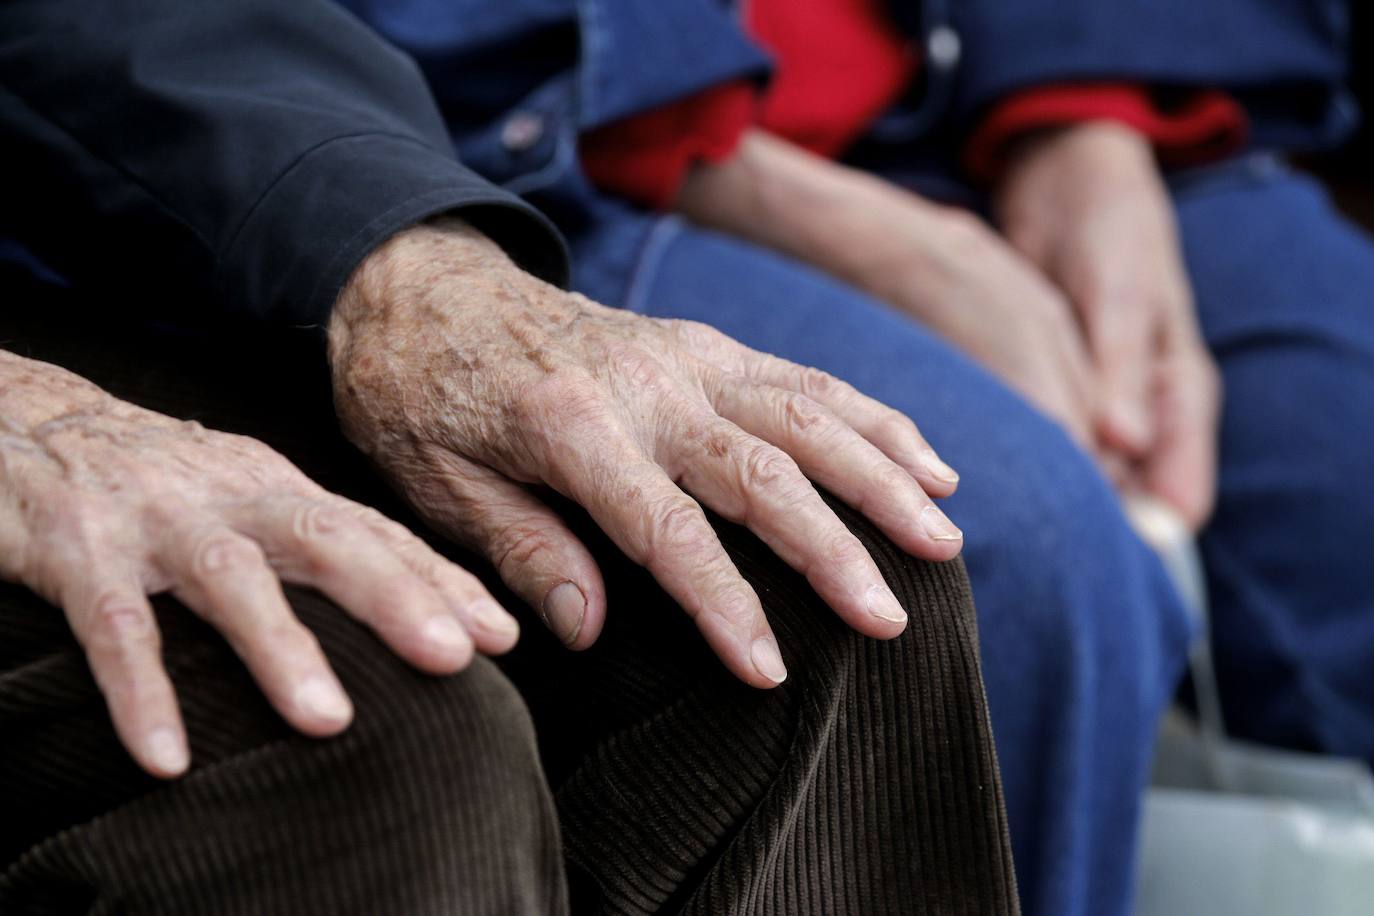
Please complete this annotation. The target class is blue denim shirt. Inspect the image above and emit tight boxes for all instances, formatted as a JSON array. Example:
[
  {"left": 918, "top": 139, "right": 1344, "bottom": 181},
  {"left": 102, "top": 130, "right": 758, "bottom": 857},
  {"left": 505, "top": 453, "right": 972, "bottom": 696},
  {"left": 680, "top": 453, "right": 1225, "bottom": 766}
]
[{"left": 339, "top": 0, "right": 1355, "bottom": 204}]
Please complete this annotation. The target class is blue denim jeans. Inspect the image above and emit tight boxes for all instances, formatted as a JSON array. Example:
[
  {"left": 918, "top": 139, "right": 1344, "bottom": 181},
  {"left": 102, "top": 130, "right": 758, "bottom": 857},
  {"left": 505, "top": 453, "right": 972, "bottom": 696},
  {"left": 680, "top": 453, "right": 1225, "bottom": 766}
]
[{"left": 567, "top": 157, "right": 1374, "bottom": 916}]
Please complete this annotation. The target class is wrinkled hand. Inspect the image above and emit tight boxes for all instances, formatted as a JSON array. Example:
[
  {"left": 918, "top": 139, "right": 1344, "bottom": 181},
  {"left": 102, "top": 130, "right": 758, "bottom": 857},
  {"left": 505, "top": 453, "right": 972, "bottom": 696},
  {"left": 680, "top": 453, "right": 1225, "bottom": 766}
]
[
  {"left": 677, "top": 130, "right": 1098, "bottom": 447},
  {"left": 0, "top": 351, "right": 519, "bottom": 779},
  {"left": 859, "top": 202, "right": 1100, "bottom": 447},
  {"left": 998, "top": 122, "right": 1221, "bottom": 527},
  {"left": 328, "top": 218, "right": 964, "bottom": 689}
]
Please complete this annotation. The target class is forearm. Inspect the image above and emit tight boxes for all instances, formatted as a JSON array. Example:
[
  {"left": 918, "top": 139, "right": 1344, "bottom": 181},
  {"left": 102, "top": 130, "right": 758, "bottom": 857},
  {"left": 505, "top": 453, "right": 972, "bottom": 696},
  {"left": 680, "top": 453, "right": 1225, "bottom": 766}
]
[{"left": 675, "top": 130, "right": 951, "bottom": 302}]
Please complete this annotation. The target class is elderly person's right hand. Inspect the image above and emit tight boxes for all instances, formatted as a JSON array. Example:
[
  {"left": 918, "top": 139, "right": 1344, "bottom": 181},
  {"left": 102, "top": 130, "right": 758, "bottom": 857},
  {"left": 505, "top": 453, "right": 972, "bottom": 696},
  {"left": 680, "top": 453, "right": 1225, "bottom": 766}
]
[
  {"left": 0, "top": 350, "right": 519, "bottom": 779},
  {"left": 329, "top": 217, "right": 964, "bottom": 689}
]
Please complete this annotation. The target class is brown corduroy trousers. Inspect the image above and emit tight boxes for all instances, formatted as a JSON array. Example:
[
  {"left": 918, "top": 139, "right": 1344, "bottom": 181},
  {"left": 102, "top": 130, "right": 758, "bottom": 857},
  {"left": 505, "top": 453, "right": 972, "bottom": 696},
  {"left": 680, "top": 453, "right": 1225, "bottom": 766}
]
[{"left": 0, "top": 281, "right": 1019, "bottom": 915}]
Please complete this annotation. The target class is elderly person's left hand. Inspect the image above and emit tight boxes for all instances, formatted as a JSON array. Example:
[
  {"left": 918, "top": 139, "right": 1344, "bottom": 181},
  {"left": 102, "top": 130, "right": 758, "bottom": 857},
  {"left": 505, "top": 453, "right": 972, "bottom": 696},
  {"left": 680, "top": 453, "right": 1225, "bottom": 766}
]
[{"left": 996, "top": 122, "right": 1222, "bottom": 529}]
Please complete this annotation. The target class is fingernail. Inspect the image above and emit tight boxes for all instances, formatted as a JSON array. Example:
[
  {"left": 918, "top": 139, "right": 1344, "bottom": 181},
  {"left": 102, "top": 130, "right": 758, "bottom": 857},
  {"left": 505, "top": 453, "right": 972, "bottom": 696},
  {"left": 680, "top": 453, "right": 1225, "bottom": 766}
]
[
  {"left": 750, "top": 637, "right": 788, "bottom": 684},
  {"left": 470, "top": 598, "right": 520, "bottom": 639},
  {"left": 294, "top": 676, "right": 352, "bottom": 725},
  {"left": 920, "top": 505, "right": 964, "bottom": 542},
  {"left": 423, "top": 615, "right": 471, "bottom": 655},
  {"left": 865, "top": 584, "right": 908, "bottom": 624},
  {"left": 542, "top": 582, "right": 586, "bottom": 646},
  {"left": 920, "top": 449, "right": 960, "bottom": 484},
  {"left": 145, "top": 727, "right": 188, "bottom": 775}
]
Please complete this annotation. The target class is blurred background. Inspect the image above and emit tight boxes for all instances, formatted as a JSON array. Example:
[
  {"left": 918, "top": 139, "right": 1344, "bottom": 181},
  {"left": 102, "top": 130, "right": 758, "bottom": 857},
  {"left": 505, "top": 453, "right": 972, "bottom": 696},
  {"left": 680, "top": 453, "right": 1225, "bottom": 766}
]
[
  {"left": 1135, "top": 11, "right": 1374, "bottom": 915},
  {"left": 1310, "top": 4, "right": 1374, "bottom": 226}
]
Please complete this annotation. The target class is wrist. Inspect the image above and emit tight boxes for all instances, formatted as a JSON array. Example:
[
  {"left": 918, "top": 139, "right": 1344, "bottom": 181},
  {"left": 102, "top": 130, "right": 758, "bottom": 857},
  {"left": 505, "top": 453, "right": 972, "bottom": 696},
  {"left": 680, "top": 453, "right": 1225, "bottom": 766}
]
[
  {"left": 1000, "top": 121, "right": 1154, "bottom": 208},
  {"left": 328, "top": 217, "right": 509, "bottom": 356},
  {"left": 678, "top": 130, "right": 926, "bottom": 292},
  {"left": 997, "top": 121, "right": 1159, "bottom": 257},
  {"left": 1004, "top": 121, "right": 1153, "bottom": 178}
]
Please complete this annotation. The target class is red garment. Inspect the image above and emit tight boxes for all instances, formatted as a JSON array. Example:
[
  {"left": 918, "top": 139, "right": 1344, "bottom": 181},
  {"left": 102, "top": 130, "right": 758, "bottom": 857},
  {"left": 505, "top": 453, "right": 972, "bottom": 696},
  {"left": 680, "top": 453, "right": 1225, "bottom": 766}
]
[
  {"left": 747, "top": 0, "right": 919, "bottom": 158},
  {"left": 580, "top": 81, "right": 756, "bottom": 210},
  {"left": 965, "top": 83, "right": 1250, "bottom": 181},
  {"left": 579, "top": 1, "right": 1250, "bottom": 208}
]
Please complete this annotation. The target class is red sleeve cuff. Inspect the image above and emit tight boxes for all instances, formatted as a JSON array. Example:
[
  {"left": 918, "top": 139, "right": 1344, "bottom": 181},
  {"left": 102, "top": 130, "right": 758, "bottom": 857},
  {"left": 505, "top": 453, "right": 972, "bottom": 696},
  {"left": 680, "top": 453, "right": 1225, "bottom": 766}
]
[
  {"left": 579, "top": 82, "right": 756, "bottom": 210},
  {"left": 966, "top": 84, "right": 1250, "bottom": 183},
  {"left": 749, "top": 0, "right": 918, "bottom": 159}
]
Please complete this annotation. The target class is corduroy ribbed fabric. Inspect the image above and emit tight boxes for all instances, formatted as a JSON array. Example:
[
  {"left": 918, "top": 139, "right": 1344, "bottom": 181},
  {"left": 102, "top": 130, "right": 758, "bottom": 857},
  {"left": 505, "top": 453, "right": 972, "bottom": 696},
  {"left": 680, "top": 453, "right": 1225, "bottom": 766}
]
[{"left": 0, "top": 275, "right": 1019, "bottom": 915}]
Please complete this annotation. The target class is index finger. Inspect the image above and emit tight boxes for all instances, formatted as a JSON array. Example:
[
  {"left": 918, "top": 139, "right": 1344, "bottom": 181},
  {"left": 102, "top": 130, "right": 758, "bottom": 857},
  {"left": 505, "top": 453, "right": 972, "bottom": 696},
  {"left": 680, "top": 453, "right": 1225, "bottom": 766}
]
[{"left": 708, "top": 342, "right": 961, "bottom": 497}]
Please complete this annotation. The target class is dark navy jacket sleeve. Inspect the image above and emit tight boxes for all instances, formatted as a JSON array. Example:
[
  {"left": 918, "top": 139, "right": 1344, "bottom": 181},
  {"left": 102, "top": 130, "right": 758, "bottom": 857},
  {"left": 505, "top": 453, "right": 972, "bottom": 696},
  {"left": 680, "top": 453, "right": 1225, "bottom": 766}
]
[
  {"left": 936, "top": 0, "right": 1353, "bottom": 149},
  {"left": 0, "top": 0, "right": 569, "bottom": 326}
]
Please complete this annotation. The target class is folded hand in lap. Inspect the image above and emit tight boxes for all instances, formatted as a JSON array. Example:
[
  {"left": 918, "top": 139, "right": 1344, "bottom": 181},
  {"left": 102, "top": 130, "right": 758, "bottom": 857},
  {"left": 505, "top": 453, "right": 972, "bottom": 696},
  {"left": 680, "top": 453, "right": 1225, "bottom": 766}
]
[
  {"left": 998, "top": 123, "right": 1221, "bottom": 528},
  {"left": 678, "top": 130, "right": 1099, "bottom": 449},
  {"left": 680, "top": 127, "right": 1218, "bottom": 529}
]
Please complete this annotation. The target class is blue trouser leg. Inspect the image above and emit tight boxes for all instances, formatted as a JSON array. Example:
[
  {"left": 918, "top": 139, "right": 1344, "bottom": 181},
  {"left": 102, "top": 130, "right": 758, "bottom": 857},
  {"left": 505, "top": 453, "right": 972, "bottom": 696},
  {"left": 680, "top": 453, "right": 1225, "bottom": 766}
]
[
  {"left": 1175, "top": 158, "right": 1374, "bottom": 761},
  {"left": 585, "top": 219, "right": 1193, "bottom": 916}
]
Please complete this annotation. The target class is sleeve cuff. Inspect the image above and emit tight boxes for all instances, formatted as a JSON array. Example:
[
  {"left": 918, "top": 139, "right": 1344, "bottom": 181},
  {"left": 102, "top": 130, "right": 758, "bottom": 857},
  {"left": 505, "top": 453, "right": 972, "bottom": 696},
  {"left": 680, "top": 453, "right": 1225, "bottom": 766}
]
[
  {"left": 216, "top": 132, "right": 570, "bottom": 326},
  {"left": 965, "top": 84, "right": 1250, "bottom": 183},
  {"left": 579, "top": 82, "right": 757, "bottom": 211}
]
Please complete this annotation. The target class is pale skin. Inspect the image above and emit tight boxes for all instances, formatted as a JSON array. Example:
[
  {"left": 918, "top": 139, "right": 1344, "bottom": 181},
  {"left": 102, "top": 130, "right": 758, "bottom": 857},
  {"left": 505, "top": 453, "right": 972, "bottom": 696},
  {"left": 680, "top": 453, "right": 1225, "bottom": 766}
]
[
  {"left": 3, "top": 216, "right": 965, "bottom": 778},
  {"left": 4, "top": 120, "right": 1213, "bottom": 781},
  {"left": 329, "top": 218, "right": 964, "bottom": 690},
  {"left": 0, "top": 350, "right": 520, "bottom": 779},
  {"left": 678, "top": 123, "right": 1221, "bottom": 529},
  {"left": 998, "top": 122, "right": 1221, "bottom": 527}
]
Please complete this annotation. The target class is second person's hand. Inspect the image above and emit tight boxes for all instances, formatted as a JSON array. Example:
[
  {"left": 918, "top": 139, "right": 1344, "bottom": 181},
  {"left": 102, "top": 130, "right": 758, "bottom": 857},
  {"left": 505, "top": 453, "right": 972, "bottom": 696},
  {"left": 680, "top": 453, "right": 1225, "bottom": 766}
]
[
  {"left": 677, "top": 129, "right": 1100, "bottom": 448},
  {"left": 998, "top": 122, "right": 1221, "bottom": 528}
]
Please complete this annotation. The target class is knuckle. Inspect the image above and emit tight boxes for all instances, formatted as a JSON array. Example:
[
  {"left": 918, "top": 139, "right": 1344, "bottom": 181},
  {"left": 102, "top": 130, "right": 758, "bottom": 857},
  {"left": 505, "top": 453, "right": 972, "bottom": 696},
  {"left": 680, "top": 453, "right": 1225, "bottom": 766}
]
[
  {"left": 648, "top": 497, "right": 713, "bottom": 557},
  {"left": 228, "top": 431, "right": 280, "bottom": 460},
  {"left": 290, "top": 502, "right": 350, "bottom": 544},
  {"left": 175, "top": 418, "right": 210, "bottom": 441},
  {"left": 876, "top": 410, "right": 920, "bottom": 444},
  {"left": 779, "top": 391, "right": 829, "bottom": 435},
  {"left": 827, "top": 532, "right": 871, "bottom": 569},
  {"left": 667, "top": 318, "right": 723, "bottom": 351},
  {"left": 88, "top": 592, "right": 154, "bottom": 644},
  {"left": 220, "top": 431, "right": 284, "bottom": 468},
  {"left": 494, "top": 521, "right": 557, "bottom": 574},
  {"left": 740, "top": 443, "right": 802, "bottom": 493},
  {"left": 490, "top": 522, "right": 560, "bottom": 578},
  {"left": 192, "top": 532, "right": 264, "bottom": 579},
  {"left": 361, "top": 507, "right": 413, "bottom": 545},
  {"left": 797, "top": 366, "right": 842, "bottom": 400},
  {"left": 611, "top": 347, "right": 671, "bottom": 393},
  {"left": 515, "top": 371, "right": 607, "bottom": 430},
  {"left": 872, "top": 460, "right": 917, "bottom": 497},
  {"left": 706, "top": 581, "right": 762, "bottom": 628},
  {"left": 338, "top": 501, "right": 414, "bottom": 545}
]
